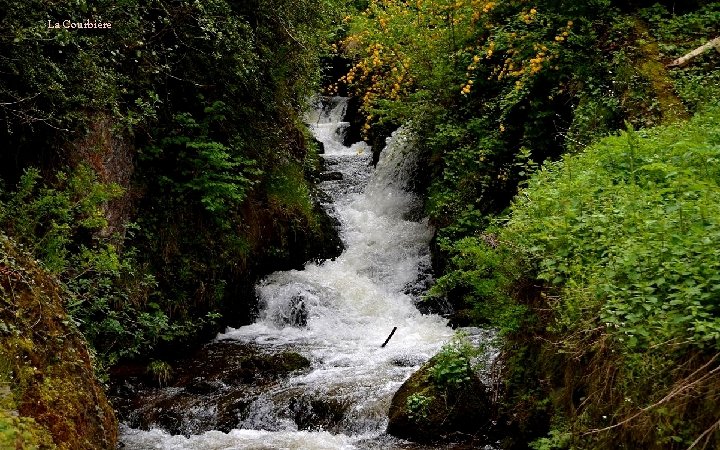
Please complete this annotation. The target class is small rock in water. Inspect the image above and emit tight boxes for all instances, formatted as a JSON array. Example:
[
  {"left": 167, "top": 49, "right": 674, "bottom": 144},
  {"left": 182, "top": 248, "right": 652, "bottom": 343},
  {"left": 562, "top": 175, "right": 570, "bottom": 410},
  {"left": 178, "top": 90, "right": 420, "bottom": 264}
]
[
  {"left": 289, "top": 395, "right": 347, "bottom": 432},
  {"left": 273, "top": 295, "right": 308, "bottom": 327},
  {"left": 290, "top": 295, "right": 308, "bottom": 327},
  {"left": 389, "top": 354, "right": 425, "bottom": 367},
  {"left": 320, "top": 171, "right": 343, "bottom": 181}
]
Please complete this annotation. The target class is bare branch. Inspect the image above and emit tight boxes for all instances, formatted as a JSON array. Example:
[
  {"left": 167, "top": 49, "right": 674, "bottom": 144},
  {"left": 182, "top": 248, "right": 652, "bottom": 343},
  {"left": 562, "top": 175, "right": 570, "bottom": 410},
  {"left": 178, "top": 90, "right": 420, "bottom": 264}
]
[{"left": 667, "top": 37, "right": 720, "bottom": 68}]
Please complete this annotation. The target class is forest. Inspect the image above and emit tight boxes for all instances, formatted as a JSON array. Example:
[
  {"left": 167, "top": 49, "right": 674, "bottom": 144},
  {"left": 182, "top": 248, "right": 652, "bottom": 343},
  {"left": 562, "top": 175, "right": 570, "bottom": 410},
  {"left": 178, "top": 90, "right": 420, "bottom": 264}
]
[{"left": 1, "top": 0, "right": 719, "bottom": 449}]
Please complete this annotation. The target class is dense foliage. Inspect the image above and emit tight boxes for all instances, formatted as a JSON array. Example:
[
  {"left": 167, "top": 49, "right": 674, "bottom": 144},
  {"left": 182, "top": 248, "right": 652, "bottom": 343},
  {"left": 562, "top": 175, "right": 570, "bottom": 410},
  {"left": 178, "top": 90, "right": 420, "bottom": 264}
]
[
  {"left": 0, "top": 0, "right": 343, "bottom": 367},
  {"left": 1, "top": 0, "right": 719, "bottom": 447},
  {"left": 339, "top": 0, "right": 720, "bottom": 447},
  {"left": 340, "top": 1, "right": 717, "bottom": 235},
  {"left": 439, "top": 105, "right": 720, "bottom": 449}
]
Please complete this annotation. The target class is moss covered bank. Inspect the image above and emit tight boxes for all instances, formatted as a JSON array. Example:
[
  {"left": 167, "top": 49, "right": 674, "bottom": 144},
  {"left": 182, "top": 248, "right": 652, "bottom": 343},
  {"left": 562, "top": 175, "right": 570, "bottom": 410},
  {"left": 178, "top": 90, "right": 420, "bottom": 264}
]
[{"left": 0, "top": 235, "right": 117, "bottom": 449}]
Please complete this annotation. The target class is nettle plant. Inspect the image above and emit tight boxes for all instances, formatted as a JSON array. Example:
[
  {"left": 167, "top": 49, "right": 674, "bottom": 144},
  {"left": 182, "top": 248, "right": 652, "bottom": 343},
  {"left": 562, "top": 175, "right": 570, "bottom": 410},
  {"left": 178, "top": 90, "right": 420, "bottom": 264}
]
[
  {"left": 429, "top": 333, "right": 484, "bottom": 388},
  {"left": 505, "top": 107, "right": 720, "bottom": 352},
  {"left": 406, "top": 392, "right": 434, "bottom": 422}
]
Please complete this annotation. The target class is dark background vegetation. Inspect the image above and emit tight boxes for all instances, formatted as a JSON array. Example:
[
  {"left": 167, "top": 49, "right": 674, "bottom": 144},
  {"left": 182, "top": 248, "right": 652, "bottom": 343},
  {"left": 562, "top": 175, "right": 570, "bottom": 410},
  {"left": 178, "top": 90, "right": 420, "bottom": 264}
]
[{"left": 0, "top": 0, "right": 344, "bottom": 368}]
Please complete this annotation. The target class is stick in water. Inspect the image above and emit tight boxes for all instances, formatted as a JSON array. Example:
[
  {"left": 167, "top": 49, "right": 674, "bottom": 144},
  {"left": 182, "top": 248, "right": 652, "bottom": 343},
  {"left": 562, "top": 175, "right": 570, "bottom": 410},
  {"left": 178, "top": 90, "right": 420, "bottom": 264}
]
[{"left": 381, "top": 327, "right": 398, "bottom": 348}]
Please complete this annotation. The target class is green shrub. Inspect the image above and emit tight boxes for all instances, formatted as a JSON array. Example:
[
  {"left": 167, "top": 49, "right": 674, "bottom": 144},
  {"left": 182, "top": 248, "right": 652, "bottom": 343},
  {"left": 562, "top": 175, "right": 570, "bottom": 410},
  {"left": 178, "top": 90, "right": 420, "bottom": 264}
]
[
  {"left": 406, "top": 393, "right": 434, "bottom": 422},
  {"left": 0, "top": 165, "right": 213, "bottom": 367},
  {"left": 505, "top": 106, "right": 720, "bottom": 351},
  {"left": 147, "top": 360, "right": 173, "bottom": 387},
  {"left": 448, "top": 105, "right": 720, "bottom": 447},
  {"left": 429, "top": 333, "right": 483, "bottom": 388}
]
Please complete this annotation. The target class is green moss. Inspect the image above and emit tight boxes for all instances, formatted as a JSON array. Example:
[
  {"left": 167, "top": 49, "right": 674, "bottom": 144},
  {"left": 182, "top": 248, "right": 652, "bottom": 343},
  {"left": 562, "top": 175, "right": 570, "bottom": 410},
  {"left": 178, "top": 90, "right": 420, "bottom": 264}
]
[
  {"left": 633, "top": 20, "right": 689, "bottom": 124},
  {"left": 0, "top": 235, "right": 117, "bottom": 449},
  {"left": 0, "top": 409, "right": 55, "bottom": 450},
  {"left": 267, "top": 162, "right": 318, "bottom": 229}
]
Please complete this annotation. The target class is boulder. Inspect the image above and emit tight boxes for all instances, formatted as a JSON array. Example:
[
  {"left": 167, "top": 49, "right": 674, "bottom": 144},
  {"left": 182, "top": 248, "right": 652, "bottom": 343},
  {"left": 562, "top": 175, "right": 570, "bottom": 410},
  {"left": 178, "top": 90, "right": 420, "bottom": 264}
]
[
  {"left": 387, "top": 355, "right": 495, "bottom": 443},
  {"left": 110, "top": 341, "right": 311, "bottom": 434},
  {"left": 289, "top": 395, "right": 347, "bottom": 432}
]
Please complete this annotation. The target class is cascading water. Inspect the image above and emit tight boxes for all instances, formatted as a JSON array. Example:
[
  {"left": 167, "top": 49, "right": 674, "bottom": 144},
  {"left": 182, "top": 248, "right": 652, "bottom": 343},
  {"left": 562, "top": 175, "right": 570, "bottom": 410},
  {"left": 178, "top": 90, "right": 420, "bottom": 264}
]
[{"left": 119, "top": 97, "right": 460, "bottom": 449}]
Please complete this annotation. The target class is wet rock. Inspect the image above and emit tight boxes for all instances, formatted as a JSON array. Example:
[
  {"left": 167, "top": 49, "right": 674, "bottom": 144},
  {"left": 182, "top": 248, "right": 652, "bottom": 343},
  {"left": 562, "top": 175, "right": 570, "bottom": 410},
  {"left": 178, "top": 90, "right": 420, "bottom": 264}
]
[
  {"left": 342, "top": 96, "right": 363, "bottom": 147},
  {"left": 110, "top": 342, "right": 311, "bottom": 435},
  {"left": 185, "top": 378, "right": 221, "bottom": 395},
  {"left": 273, "top": 295, "right": 308, "bottom": 327},
  {"left": 313, "top": 188, "right": 333, "bottom": 205},
  {"left": 289, "top": 295, "right": 308, "bottom": 327},
  {"left": 312, "top": 136, "right": 325, "bottom": 154},
  {"left": 216, "top": 392, "right": 252, "bottom": 432},
  {"left": 389, "top": 354, "right": 426, "bottom": 367},
  {"left": 320, "top": 171, "right": 344, "bottom": 181},
  {"left": 191, "top": 343, "right": 310, "bottom": 386},
  {"left": 289, "top": 395, "right": 347, "bottom": 432},
  {"left": 387, "top": 355, "right": 495, "bottom": 444},
  {"left": 135, "top": 394, "right": 192, "bottom": 435}
]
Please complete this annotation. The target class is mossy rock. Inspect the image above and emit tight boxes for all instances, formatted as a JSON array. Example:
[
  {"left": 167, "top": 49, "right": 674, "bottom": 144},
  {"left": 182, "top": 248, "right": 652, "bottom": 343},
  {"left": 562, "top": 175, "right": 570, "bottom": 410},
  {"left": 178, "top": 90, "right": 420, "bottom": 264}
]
[
  {"left": 110, "top": 341, "right": 312, "bottom": 434},
  {"left": 387, "top": 355, "right": 495, "bottom": 443},
  {"left": 0, "top": 235, "right": 117, "bottom": 449},
  {"left": 172, "top": 342, "right": 310, "bottom": 386},
  {"left": 288, "top": 395, "right": 347, "bottom": 432}
]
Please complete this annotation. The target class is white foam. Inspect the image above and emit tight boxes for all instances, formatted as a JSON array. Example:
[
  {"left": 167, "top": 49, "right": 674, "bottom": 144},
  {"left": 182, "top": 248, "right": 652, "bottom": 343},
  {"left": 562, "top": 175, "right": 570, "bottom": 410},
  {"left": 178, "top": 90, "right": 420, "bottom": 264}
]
[{"left": 121, "top": 97, "right": 453, "bottom": 449}]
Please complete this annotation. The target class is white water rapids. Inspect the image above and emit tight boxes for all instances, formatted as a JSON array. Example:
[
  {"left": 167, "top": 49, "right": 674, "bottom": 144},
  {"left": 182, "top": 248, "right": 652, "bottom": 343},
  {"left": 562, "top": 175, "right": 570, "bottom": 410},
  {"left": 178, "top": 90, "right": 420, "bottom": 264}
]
[{"left": 120, "top": 97, "right": 460, "bottom": 449}]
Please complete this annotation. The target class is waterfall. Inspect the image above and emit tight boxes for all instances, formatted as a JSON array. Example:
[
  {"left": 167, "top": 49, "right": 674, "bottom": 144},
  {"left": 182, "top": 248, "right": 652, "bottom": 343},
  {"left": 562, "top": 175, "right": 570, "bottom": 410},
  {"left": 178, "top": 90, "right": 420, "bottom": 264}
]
[{"left": 120, "top": 97, "right": 455, "bottom": 449}]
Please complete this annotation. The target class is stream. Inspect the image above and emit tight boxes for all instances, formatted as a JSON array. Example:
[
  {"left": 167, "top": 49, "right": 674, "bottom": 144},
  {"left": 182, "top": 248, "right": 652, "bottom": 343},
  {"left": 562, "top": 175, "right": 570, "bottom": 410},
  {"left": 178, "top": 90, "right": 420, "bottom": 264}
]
[{"left": 118, "top": 97, "right": 488, "bottom": 449}]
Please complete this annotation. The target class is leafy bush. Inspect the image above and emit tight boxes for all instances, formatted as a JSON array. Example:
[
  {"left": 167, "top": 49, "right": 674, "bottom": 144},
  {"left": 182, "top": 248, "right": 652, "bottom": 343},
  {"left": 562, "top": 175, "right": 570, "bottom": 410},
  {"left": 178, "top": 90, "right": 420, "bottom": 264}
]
[
  {"left": 505, "top": 106, "right": 720, "bottom": 351},
  {"left": 433, "top": 105, "right": 720, "bottom": 447},
  {"left": 406, "top": 393, "right": 434, "bottom": 422},
  {"left": 338, "top": 0, "right": 706, "bottom": 249},
  {"left": 1, "top": 0, "right": 345, "bottom": 367},
  {"left": 339, "top": 1, "right": 720, "bottom": 446},
  {"left": 429, "top": 333, "right": 483, "bottom": 388},
  {"left": 0, "top": 165, "right": 211, "bottom": 366},
  {"left": 142, "top": 102, "right": 262, "bottom": 219}
]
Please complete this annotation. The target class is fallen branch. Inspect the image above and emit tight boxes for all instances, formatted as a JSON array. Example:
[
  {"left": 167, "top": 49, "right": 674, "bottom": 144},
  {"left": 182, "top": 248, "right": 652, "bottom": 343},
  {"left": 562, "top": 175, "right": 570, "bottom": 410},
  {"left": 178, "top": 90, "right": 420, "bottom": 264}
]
[
  {"left": 687, "top": 418, "right": 720, "bottom": 450},
  {"left": 667, "top": 37, "right": 720, "bottom": 68},
  {"left": 583, "top": 353, "right": 720, "bottom": 435},
  {"left": 381, "top": 327, "right": 397, "bottom": 348}
]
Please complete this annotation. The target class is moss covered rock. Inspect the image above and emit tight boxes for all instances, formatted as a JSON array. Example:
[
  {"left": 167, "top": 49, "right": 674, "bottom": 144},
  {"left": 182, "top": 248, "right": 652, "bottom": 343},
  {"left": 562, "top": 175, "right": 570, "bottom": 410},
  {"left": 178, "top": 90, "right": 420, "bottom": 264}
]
[
  {"left": 110, "top": 341, "right": 312, "bottom": 434},
  {"left": 387, "top": 355, "right": 495, "bottom": 443},
  {"left": 0, "top": 235, "right": 117, "bottom": 449}
]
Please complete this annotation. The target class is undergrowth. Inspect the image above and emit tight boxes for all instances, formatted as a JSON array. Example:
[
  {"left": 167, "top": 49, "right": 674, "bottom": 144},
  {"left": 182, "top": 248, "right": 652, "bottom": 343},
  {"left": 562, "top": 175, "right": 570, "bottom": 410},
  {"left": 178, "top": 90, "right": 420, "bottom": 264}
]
[{"left": 435, "top": 105, "right": 720, "bottom": 448}]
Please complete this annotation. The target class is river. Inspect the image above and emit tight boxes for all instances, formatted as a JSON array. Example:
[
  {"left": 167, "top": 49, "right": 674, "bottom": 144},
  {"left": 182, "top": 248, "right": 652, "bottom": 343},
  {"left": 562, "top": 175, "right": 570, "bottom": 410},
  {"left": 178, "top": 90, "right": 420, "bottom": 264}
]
[{"left": 119, "top": 97, "right": 471, "bottom": 449}]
